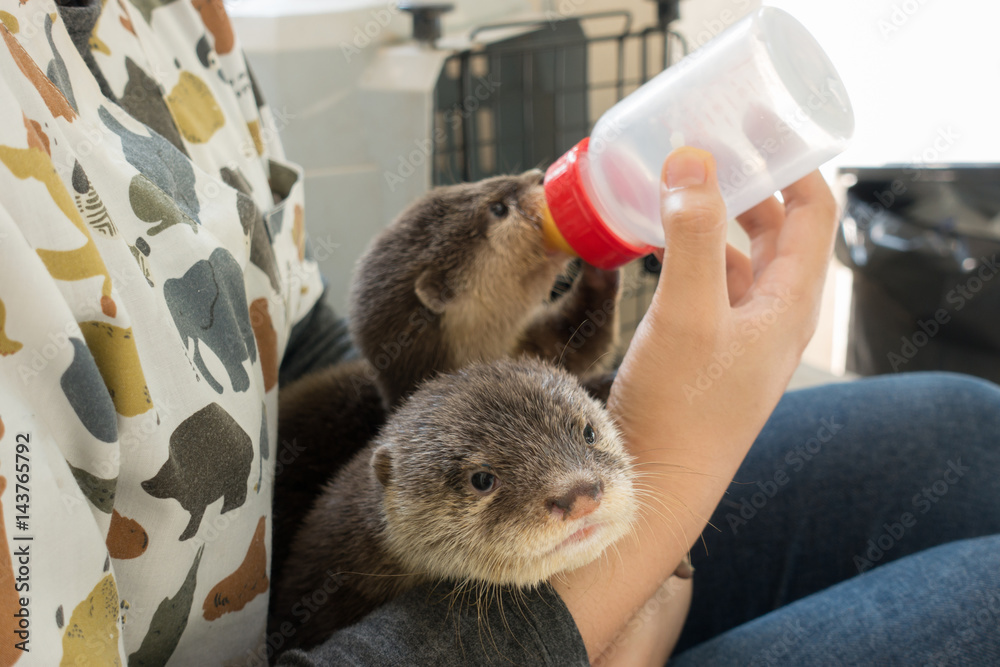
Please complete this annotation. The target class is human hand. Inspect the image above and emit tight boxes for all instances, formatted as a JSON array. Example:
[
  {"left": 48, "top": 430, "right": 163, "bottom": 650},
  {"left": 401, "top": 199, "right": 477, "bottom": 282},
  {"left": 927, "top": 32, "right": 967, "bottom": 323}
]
[
  {"left": 553, "top": 146, "right": 839, "bottom": 664},
  {"left": 615, "top": 145, "right": 838, "bottom": 466}
]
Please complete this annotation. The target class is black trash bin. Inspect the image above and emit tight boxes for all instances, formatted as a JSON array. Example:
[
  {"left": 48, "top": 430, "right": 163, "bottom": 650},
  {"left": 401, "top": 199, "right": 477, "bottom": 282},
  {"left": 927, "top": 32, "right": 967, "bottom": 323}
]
[{"left": 836, "top": 164, "right": 1000, "bottom": 384}]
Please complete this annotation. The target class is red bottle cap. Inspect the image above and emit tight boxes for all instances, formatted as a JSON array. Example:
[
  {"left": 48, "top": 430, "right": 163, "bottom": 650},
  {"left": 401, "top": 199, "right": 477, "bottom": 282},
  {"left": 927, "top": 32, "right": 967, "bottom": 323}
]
[{"left": 543, "top": 138, "right": 655, "bottom": 270}]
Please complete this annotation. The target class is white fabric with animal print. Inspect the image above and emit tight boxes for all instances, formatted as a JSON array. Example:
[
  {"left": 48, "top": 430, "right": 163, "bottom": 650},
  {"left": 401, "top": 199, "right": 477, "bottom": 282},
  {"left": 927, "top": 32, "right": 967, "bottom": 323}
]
[{"left": 0, "top": 0, "right": 323, "bottom": 664}]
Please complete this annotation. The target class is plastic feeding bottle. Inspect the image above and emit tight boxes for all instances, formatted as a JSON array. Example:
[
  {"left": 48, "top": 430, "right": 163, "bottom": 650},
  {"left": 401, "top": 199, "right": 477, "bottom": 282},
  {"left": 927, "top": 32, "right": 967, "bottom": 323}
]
[{"left": 541, "top": 6, "right": 855, "bottom": 269}]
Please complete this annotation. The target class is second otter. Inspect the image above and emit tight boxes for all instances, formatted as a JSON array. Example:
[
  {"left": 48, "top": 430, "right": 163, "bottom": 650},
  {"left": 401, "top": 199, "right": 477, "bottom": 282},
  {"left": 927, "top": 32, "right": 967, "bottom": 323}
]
[{"left": 271, "top": 358, "right": 638, "bottom": 651}]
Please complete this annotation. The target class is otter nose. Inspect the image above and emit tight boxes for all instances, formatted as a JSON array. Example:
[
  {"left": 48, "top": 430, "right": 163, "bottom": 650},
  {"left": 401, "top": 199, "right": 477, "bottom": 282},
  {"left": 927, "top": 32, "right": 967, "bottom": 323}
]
[
  {"left": 547, "top": 481, "right": 604, "bottom": 521},
  {"left": 521, "top": 168, "right": 544, "bottom": 186}
]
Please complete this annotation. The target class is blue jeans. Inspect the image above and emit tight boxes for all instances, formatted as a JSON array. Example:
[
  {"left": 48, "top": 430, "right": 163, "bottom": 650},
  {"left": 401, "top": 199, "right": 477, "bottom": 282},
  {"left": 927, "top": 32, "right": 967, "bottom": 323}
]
[{"left": 670, "top": 372, "right": 1000, "bottom": 666}]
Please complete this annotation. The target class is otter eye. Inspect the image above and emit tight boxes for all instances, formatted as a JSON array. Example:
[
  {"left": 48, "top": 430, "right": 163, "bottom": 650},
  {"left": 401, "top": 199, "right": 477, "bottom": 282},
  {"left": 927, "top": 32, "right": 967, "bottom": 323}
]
[
  {"left": 470, "top": 470, "right": 497, "bottom": 494},
  {"left": 489, "top": 201, "right": 509, "bottom": 218},
  {"left": 584, "top": 423, "right": 596, "bottom": 444}
]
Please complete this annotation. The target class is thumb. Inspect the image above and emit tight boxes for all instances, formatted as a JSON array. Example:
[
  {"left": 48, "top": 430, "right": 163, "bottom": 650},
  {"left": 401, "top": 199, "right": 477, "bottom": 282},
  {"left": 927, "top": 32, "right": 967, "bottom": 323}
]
[{"left": 656, "top": 147, "right": 729, "bottom": 311}]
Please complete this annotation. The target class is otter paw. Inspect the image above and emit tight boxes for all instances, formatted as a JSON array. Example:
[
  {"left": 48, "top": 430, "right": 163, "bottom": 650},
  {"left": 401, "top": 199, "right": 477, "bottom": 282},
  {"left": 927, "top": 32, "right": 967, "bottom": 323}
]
[
  {"left": 580, "top": 264, "right": 621, "bottom": 297},
  {"left": 673, "top": 556, "right": 695, "bottom": 579}
]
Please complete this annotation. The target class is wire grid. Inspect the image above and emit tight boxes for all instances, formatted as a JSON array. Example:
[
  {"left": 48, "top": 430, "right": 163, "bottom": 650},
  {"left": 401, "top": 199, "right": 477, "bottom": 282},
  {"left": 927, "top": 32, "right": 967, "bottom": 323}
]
[{"left": 432, "top": 14, "right": 686, "bottom": 348}]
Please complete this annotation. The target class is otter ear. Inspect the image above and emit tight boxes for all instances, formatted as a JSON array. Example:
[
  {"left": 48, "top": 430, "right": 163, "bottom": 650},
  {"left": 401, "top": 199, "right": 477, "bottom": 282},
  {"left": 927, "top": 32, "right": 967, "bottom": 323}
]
[
  {"left": 372, "top": 445, "right": 392, "bottom": 488},
  {"left": 415, "top": 270, "right": 454, "bottom": 314}
]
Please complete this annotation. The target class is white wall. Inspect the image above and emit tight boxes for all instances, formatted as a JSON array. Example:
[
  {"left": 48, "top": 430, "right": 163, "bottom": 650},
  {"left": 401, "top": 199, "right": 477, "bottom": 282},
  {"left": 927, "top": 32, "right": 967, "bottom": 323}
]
[
  {"left": 535, "top": 0, "right": 1000, "bottom": 169},
  {"left": 231, "top": 1, "right": 545, "bottom": 313},
  {"left": 542, "top": 0, "right": 1000, "bottom": 374},
  {"left": 766, "top": 0, "right": 1000, "bottom": 172},
  {"left": 766, "top": 0, "right": 1000, "bottom": 372}
]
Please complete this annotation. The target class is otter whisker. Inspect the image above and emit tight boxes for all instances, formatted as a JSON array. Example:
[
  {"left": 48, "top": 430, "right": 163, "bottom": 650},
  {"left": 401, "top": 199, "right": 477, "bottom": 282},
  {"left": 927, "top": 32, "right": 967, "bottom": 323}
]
[
  {"left": 633, "top": 481, "right": 705, "bottom": 519},
  {"left": 631, "top": 460, "right": 725, "bottom": 478},
  {"left": 477, "top": 583, "right": 504, "bottom": 660},
  {"left": 447, "top": 578, "right": 473, "bottom": 616},
  {"left": 630, "top": 510, "right": 661, "bottom": 549},
  {"left": 335, "top": 569, "right": 425, "bottom": 579},
  {"left": 557, "top": 319, "right": 591, "bottom": 367},
  {"left": 582, "top": 350, "right": 616, "bottom": 377},
  {"left": 633, "top": 497, "right": 688, "bottom": 548},
  {"left": 633, "top": 492, "right": 688, "bottom": 529},
  {"left": 635, "top": 488, "right": 715, "bottom": 553},
  {"left": 605, "top": 540, "right": 627, "bottom": 576},
  {"left": 635, "top": 492, "right": 700, "bottom": 547},
  {"left": 621, "top": 523, "right": 643, "bottom": 563},
  {"left": 630, "top": 460, "right": 706, "bottom": 473},
  {"left": 495, "top": 585, "right": 517, "bottom": 651}
]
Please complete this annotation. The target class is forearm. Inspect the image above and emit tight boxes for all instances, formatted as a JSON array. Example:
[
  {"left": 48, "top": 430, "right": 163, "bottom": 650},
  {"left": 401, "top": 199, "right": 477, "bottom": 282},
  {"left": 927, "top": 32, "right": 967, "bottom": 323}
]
[
  {"left": 593, "top": 576, "right": 693, "bottom": 667},
  {"left": 552, "top": 321, "right": 794, "bottom": 662},
  {"left": 552, "top": 148, "right": 837, "bottom": 662}
]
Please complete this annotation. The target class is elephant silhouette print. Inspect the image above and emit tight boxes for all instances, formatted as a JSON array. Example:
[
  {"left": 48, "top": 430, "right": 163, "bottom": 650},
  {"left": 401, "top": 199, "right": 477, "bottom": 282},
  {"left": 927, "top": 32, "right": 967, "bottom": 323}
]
[{"left": 165, "top": 247, "right": 258, "bottom": 394}]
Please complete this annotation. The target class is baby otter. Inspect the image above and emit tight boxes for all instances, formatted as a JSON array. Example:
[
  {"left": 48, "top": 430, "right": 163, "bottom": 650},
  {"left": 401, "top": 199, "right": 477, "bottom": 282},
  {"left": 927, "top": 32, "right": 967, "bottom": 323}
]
[
  {"left": 349, "top": 169, "right": 621, "bottom": 408},
  {"left": 271, "top": 358, "right": 387, "bottom": 576},
  {"left": 270, "top": 358, "right": 637, "bottom": 652},
  {"left": 272, "top": 172, "right": 622, "bottom": 579}
]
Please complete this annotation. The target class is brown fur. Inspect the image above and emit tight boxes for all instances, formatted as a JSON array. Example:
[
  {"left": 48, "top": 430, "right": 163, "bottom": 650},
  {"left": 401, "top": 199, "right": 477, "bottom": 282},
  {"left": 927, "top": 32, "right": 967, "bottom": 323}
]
[
  {"left": 271, "top": 359, "right": 386, "bottom": 578},
  {"left": 272, "top": 172, "right": 621, "bottom": 580},
  {"left": 349, "top": 169, "right": 621, "bottom": 408},
  {"left": 270, "top": 358, "right": 636, "bottom": 652}
]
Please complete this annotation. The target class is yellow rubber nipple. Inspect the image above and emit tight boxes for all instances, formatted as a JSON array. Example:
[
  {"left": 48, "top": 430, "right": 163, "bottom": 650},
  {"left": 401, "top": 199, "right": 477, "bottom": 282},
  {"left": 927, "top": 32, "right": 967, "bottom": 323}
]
[{"left": 540, "top": 204, "right": 577, "bottom": 257}]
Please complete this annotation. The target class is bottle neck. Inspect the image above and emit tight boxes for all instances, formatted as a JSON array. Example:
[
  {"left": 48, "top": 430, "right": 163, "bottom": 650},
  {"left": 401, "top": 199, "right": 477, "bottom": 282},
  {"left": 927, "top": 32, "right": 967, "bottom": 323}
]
[
  {"left": 574, "top": 148, "right": 649, "bottom": 249},
  {"left": 539, "top": 205, "right": 577, "bottom": 257},
  {"left": 543, "top": 138, "right": 656, "bottom": 270}
]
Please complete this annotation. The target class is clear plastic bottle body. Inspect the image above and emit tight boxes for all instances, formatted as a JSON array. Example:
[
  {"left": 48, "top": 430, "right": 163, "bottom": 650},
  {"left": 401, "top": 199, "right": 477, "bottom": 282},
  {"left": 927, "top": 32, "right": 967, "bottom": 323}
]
[{"left": 577, "top": 7, "right": 854, "bottom": 248}]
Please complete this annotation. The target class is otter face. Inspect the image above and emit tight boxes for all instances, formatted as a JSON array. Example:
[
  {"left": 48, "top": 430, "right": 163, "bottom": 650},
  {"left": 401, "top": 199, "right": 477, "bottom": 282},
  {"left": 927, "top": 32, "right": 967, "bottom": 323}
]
[
  {"left": 432, "top": 170, "right": 572, "bottom": 359},
  {"left": 434, "top": 169, "right": 569, "bottom": 367},
  {"left": 350, "top": 170, "right": 574, "bottom": 404},
  {"left": 474, "top": 168, "right": 560, "bottom": 278},
  {"left": 374, "top": 359, "right": 637, "bottom": 588},
  {"left": 409, "top": 169, "right": 568, "bottom": 313}
]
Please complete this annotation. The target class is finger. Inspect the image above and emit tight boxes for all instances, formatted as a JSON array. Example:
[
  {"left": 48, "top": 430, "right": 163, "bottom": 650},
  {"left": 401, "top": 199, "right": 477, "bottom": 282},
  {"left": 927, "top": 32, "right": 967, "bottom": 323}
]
[
  {"left": 654, "top": 147, "right": 730, "bottom": 314},
  {"left": 735, "top": 195, "right": 785, "bottom": 277},
  {"left": 755, "top": 171, "right": 838, "bottom": 305},
  {"left": 775, "top": 171, "right": 839, "bottom": 267},
  {"left": 725, "top": 244, "right": 753, "bottom": 306},
  {"left": 780, "top": 170, "right": 836, "bottom": 221}
]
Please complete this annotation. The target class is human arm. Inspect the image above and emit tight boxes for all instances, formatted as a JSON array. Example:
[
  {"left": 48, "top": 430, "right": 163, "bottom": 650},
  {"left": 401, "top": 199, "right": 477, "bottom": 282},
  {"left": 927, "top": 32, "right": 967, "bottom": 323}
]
[{"left": 551, "top": 146, "right": 840, "bottom": 662}]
